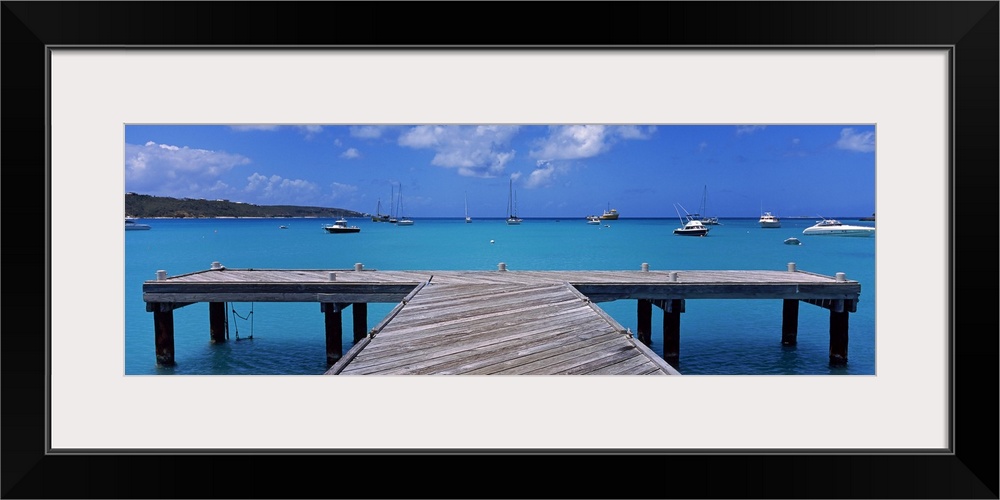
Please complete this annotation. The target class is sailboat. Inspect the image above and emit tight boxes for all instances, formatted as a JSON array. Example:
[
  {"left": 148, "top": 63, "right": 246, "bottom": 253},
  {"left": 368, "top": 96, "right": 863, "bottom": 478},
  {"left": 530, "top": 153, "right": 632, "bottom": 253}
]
[
  {"left": 396, "top": 184, "right": 413, "bottom": 225},
  {"left": 698, "top": 185, "right": 719, "bottom": 225},
  {"left": 506, "top": 179, "right": 522, "bottom": 225},
  {"left": 371, "top": 198, "right": 390, "bottom": 222},
  {"left": 465, "top": 192, "right": 472, "bottom": 223},
  {"left": 387, "top": 185, "right": 398, "bottom": 223}
]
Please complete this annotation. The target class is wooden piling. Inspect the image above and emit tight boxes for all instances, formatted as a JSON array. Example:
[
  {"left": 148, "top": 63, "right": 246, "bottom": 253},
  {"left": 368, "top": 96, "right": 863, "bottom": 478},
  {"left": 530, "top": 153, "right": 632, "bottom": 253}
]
[
  {"left": 153, "top": 305, "right": 175, "bottom": 366},
  {"left": 829, "top": 309, "right": 849, "bottom": 366},
  {"left": 636, "top": 299, "right": 652, "bottom": 346},
  {"left": 209, "top": 302, "right": 226, "bottom": 343},
  {"left": 323, "top": 303, "right": 343, "bottom": 365},
  {"left": 662, "top": 299, "right": 682, "bottom": 369},
  {"left": 352, "top": 303, "right": 368, "bottom": 342},
  {"left": 781, "top": 299, "right": 799, "bottom": 345}
]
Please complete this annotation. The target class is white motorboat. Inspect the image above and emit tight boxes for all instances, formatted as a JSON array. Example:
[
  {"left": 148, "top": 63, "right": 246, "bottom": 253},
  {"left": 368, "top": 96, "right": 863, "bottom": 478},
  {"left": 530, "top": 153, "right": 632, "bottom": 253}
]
[
  {"left": 674, "top": 219, "right": 709, "bottom": 236},
  {"left": 586, "top": 215, "right": 601, "bottom": 224},
  {"left": 125, "top": 218, "right": 151, "bottom": 230},
  {"left": 802, "top": 218, "right": 875, "bottom": 237},
  {"left": 759, "top": 211, "right": 781, "bottom": 228},
  {"left": 323, "top": 218, "right": 361, "bottom": 233},
  {"left": 673, "top": 203, "right": 709, "bottom": 236}
]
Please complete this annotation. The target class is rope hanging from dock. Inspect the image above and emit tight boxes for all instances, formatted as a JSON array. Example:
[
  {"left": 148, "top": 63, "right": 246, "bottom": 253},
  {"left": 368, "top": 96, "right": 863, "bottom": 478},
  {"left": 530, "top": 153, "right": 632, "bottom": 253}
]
[{"left": 228, "top": 302, "right": 255, "bottom": 340}]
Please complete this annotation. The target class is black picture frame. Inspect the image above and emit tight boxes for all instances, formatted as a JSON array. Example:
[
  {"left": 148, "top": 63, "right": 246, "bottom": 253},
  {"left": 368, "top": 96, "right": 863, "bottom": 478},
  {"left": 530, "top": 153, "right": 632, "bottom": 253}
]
[{"left": 4, "top": 1, "right": 997, "bottom": 498}]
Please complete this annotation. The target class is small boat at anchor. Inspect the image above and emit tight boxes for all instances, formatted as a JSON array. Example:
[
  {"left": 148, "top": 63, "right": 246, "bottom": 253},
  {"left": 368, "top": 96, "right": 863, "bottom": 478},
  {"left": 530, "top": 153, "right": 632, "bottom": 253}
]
[
  {"left": 783, "top": 237, "right": 802, "bottom": 245},
  {"left": 506, "top": 179, "right": 523, "bottom": 225},
  {"left": 599, "top": 204, "right": 619, "bottom": 220},
  {"left": 759, "top": 211, "right": 781, "bottom": 228},
  {"left": 125, "top": 218, "right": 151, "bottom": 230},
  {"left": 672, "top": 204, "right": 709, "bottom": 236},
  {"left": 802, "top": 217, "right": 875, "bottom": 237},
  {"left": 586, "top": 215, "right": 601, "bottom": 225},
  {"left": 323, "top": 218, "right": 361, "bottom": 233}
]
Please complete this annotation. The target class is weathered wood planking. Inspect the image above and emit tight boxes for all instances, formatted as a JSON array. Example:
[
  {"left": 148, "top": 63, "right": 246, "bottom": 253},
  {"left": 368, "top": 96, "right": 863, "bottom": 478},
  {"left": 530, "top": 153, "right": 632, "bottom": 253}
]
[
  {"left": 330, "top": 283, "right": 675, "bottom": 375},
  {"left": 143, "top": 267, "right": 859, "bottom": 372}
]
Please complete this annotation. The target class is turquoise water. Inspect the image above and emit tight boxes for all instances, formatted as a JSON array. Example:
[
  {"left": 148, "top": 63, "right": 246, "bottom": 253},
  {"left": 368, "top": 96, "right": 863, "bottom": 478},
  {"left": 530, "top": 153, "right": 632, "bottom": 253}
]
[{"left": 125, "top": 217, "right": 876, "bottom": 375}]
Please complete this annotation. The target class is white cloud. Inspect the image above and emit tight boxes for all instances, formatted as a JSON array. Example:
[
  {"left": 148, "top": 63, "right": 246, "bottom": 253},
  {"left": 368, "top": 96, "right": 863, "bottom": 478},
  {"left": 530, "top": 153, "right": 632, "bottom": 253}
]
[
  {"left": 298, "top": 125, "right": 323, "bottom": 139},
  {"left": 350, "top": 126, "right": 385, "bottom": 139},
  {"left": 125, "top": 141, "right": 251, "bottom": 198},
  {"left": 736, "top": 125, "right": 767, "bottom": 135},
  {"left": 531, "top": 125, "right": 609, "bottom": 160},
  {"left": 341, "top": 148, "right": 361, "bottom": 159},
  {"left": 398, "top": 125, "right": 520, "bottom": 177},
  {"left": 523, "top": 160, "right": 569, "bottom": 189},
  {"left": 243, "top": 172, "right": 321, "bottom": 204},
  {"left": 614, "top": 125, "right": 656, "bottom": 140},
  {"left": 836, "top": 128, "right": 875, "bottom": 152}
]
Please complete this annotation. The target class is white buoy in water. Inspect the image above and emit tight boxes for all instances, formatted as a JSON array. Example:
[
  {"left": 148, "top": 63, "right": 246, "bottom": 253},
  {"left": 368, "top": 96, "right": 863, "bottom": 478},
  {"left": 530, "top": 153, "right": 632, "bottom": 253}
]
[{"left": 490, "top": 239, "right": 494, "bottom": 244}]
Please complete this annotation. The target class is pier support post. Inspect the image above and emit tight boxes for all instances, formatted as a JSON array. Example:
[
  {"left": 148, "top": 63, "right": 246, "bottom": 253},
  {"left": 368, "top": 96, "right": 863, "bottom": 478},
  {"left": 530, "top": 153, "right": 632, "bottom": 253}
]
[
  {"left": 209, "top": 302, "right": 227, "bottom": 343},
  {"left": 829, "top": 308, "right": 849, "bottom": 366},
  {"left": 323, "top": 303, "right": 343, "bottom": 366},
  {"left": 352, "top": 303, "right": 368, "bottom": 342},
  {"left": 781, "top": 299, "right": 799, "bottom": 346},
  {"left": 636, "top": 300, "right": 652, "bottom": 346},
  {"left": 153, "top": 304, "right": 176, "bottom": 366},
  {"left": 662, "top": 299, "right": 684, "bottom": 369}
]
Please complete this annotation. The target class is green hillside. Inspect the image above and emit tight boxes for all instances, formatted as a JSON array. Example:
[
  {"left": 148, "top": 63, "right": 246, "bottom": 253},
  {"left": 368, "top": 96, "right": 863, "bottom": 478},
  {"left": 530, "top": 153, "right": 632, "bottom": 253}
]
[{"left": 125, "top": 193, "right": 366, "bottom": 218}]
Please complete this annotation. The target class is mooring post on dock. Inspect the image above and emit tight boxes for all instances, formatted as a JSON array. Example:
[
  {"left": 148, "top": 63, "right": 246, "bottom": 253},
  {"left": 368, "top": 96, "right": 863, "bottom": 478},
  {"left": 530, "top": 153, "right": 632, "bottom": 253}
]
[
  {"left": 322, "top": 303, "right": 343, "bottom": 365},
  {"left": 787, "top": 262, "right": 797, "bottom": 272},
  {"left": 498, "top": 262, "right": 507, "bottom": 271},
  {"left": 209, "top": 302, "right": 227, "bottom": 343},
  {"left": 641, "top": 262, "right": 649, "bottom": 272},
  {"left": 637, "top": 299, "right": 652, "bottom": 345},
  {"left": 352, "top": 303, "right": 368, "bottom": 343},
  {"left": 782, "top": 299, "right": 799, "bottom": 345},
  {"left": 354, "top": 262, "right": 364, "bottom": 271}
]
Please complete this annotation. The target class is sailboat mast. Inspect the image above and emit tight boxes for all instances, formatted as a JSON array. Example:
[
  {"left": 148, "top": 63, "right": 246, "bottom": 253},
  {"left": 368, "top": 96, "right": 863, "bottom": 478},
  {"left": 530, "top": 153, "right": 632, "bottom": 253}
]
[{"left": 508, "top": 179, "right": 513, "bottom": 217}]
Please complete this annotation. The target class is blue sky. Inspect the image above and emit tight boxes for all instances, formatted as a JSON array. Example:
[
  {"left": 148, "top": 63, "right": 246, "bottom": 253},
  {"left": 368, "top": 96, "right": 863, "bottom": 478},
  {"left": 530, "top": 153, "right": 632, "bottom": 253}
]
[{"left": 124, "top": 124, "right": 875, "bottom": 218}]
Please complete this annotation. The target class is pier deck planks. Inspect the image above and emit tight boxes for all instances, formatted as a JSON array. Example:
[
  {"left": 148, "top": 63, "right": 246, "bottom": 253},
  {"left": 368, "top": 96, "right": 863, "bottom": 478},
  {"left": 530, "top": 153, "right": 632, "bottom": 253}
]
[{"left": 143, "top": 268, "right": 860, "bottom": 374}]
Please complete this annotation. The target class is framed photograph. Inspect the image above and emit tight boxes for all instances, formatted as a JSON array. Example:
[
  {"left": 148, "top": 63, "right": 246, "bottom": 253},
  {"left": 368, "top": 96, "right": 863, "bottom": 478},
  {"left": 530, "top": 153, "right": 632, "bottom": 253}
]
[{"left": 6, "top": 1, "right": 996, "bottom": 498}]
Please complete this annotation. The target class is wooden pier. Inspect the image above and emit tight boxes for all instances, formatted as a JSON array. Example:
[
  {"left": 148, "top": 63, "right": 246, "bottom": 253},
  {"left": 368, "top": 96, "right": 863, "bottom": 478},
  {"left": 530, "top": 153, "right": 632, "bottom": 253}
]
[{"left": 142, "top": 262, "right": 862, "bottom": 374}]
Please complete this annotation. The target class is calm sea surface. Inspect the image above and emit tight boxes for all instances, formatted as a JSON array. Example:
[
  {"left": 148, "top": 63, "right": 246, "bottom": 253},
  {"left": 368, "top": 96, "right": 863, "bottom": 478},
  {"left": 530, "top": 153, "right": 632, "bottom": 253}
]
[{"left": 125, "top": 217, "right": 876, "bottom": 376}]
